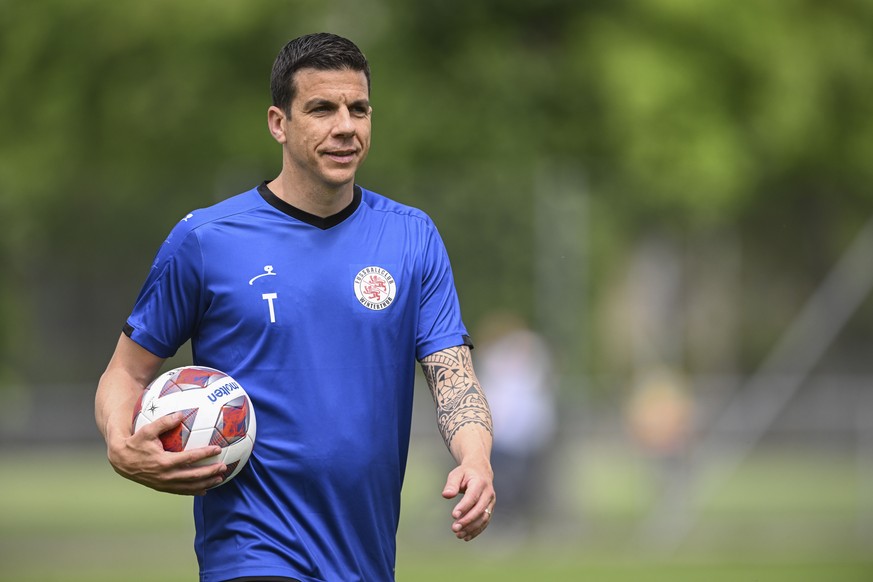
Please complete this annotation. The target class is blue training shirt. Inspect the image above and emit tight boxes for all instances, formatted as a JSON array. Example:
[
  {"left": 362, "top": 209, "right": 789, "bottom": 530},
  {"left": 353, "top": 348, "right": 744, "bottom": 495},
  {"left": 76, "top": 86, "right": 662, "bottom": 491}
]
[{"left": 125, "top": 183, "right": 470, "bottom": 582}]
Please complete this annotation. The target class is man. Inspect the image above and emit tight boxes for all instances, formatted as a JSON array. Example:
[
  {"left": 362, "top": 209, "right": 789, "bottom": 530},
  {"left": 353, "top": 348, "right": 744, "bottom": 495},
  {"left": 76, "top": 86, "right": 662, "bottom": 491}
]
[{"left": 95, "top": 32, "right": 495, "bottom": 582}]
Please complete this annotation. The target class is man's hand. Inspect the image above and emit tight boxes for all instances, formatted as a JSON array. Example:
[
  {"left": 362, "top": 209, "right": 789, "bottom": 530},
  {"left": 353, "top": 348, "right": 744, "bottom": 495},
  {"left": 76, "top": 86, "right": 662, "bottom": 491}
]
[
  {"left": 108, "top": 411, "right": 227, "bottom": 496},
  {"left": 97, "top": 334, "right": 225, "bottom": 496},
  {"left": 442, "top": 461, "right": 496, "bottom": 542}
]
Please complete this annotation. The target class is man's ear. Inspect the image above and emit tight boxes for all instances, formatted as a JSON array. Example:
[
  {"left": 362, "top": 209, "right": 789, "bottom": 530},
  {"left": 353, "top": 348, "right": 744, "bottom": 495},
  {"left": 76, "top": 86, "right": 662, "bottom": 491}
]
[{"left": 267, "top": 106, "right": 288, "bottom": 144}]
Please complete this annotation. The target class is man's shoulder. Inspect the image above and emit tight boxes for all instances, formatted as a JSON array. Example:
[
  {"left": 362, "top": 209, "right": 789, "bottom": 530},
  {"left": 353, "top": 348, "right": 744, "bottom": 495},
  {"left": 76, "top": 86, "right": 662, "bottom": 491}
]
[
  {"left": 359, "top": 186, "right": 433, "bottom": 225},
  {"left": 178, "top": 187, "right": 263, "bottom": 229},
  {"left": 159, "top": 187, "right": 262, "bottom": 250}
]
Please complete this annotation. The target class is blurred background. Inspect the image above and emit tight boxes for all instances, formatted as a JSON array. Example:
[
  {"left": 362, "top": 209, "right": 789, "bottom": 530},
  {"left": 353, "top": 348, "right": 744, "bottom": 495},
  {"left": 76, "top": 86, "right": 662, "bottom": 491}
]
[{"left": 2, "top": 0, "right": 873, "bottom": 580}]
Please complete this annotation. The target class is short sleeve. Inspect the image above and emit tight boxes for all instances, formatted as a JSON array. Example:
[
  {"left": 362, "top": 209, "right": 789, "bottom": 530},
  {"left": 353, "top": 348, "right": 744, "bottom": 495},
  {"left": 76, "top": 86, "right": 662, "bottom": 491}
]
[
  {"left": 124, "top": 224, "right": 205, "bottom": 358},
  {"left": 415, "top": 219, "right": 471, "bottom": 360}
]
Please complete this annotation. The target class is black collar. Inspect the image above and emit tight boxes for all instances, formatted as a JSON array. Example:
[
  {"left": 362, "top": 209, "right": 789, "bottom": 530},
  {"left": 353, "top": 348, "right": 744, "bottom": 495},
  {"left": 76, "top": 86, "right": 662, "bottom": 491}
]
[{"left": 258, "top": 181, "right": 361, "bottom": 230}]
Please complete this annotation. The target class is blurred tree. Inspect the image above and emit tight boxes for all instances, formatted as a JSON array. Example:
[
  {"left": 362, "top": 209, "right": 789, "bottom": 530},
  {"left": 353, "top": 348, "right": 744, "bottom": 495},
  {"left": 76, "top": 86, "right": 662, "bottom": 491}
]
[
  {"left": 369, "top": 0, "right": 873, "bottom": 374},
  {"left": 1, "top": 0, "right": 872, "bottom": 385}
]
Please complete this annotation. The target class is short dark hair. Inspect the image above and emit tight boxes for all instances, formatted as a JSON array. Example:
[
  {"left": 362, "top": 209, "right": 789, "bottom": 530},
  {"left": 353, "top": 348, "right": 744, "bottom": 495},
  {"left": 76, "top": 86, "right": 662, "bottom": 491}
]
[{"left": 270, "top": 32, "right": 371, "bottom": 114}]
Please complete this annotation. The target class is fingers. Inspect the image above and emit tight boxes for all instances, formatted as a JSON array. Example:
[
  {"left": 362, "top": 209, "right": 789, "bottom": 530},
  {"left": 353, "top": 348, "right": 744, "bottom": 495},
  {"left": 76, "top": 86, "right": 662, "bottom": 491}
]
[
  {"left": 132, "top": 414, "right": 222, "bottom": 461},
  {"left": 153, "top": 459, "right": 228, "bottom": 495},
  {"left": 451, "top": 492, "right": 495, "bottom": 541},
  {"left": 443, "top": 466, "right": 495, "bottom": 542},
  {"left": 139, "top": 411, "right": 185, "bottom": 438},
  {"left": 442, "top": 467, "right": 463, "bottom": 500},
  {"left": 117, "top": 413, "right": 229, "bottom": 495},
  {"left": 130, "top": 448, "right": 227, "bottom": 496}
]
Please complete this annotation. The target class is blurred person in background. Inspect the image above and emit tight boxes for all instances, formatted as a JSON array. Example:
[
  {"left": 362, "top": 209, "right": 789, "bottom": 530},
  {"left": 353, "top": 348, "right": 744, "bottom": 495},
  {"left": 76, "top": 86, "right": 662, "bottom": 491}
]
[
  {"left": 94, "top": 32, "right": 494, "bottom": 582},
  {"left": 476, "top": 311, "right": 557, "bottom": 541},
  {"left": 626, "top": 366, "right": 694, "bottom": 541}
]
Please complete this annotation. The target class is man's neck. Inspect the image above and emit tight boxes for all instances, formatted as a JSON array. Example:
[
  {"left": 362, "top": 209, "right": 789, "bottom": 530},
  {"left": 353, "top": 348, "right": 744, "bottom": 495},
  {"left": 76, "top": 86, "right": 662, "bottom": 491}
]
[{"left": 267, "top": 173, "right": 355, "bottom": 218}]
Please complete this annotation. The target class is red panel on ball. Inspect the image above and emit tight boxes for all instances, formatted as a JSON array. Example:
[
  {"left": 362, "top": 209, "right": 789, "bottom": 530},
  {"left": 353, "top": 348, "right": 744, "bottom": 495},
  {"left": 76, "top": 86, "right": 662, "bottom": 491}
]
[
  {"left": 175, "top": 367, "right": 226, "bottom": 389},
  {"left": 218, "top": 396, "right": 249, "bottom": 444},
  {"left": 158, "top": 408, "right": 198, "bottom": 451}
]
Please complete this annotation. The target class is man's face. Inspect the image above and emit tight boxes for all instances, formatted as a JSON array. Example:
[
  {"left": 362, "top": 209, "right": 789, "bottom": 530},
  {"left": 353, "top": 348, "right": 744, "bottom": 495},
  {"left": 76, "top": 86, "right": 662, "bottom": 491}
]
[{"left": 273, "top": 67, "right": 371, "bottom": 193}]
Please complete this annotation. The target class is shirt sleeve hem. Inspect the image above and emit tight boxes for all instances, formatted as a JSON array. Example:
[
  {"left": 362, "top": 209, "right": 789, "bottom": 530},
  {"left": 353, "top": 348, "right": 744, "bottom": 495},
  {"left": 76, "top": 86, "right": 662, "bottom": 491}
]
[
  {"left": 122, "top": 321, "right": 178, "bottom": 359},
  {"left": 416, "top": 334, "right": 474, "bottom": 361}
]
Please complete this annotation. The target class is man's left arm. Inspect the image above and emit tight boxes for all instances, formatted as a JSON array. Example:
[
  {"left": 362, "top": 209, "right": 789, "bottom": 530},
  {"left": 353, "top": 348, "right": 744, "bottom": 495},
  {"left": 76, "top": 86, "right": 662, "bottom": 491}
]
[{"left": 420, "top": 345, "right": 495, "bottom": 541}]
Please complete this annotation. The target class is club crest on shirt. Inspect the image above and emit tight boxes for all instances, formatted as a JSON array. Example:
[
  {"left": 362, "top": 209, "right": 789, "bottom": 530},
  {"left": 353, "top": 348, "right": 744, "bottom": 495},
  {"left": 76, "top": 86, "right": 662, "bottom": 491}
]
[{"left": 354, "top": 266, "right": 396, "bottom": 310}]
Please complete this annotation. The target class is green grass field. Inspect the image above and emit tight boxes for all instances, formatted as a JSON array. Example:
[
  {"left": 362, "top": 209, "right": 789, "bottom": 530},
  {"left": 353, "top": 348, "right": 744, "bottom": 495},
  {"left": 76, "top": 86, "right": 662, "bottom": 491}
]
[{"left": 1, "top": 445, "right": 871, "bottom": 581}]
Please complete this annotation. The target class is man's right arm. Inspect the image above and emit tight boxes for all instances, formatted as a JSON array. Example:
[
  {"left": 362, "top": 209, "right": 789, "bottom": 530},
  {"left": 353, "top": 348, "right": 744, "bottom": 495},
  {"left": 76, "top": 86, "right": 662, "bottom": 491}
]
[{"left": 95, "top": 333, "right": 226, "bottom": 495}]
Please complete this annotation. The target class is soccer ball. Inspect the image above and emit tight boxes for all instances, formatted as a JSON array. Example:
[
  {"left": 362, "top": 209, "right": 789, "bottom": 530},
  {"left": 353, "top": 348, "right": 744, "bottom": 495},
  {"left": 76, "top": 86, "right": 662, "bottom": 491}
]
[{"left": 132, "top": 366, "right": 257, "bottom": 486}]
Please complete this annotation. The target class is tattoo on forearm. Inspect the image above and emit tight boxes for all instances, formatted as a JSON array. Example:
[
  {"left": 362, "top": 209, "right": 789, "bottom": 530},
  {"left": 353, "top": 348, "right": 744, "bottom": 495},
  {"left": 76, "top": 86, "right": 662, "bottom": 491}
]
[{"left": 421, "top": 346, "right": 493, "bottom": 448}]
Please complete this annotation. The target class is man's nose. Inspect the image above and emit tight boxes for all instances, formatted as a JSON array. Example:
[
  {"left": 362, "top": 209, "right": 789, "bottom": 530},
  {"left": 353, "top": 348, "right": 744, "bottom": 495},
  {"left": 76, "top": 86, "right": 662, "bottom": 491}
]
[{"left": 332, "top": 107, "right": 355, "bottom": 136}]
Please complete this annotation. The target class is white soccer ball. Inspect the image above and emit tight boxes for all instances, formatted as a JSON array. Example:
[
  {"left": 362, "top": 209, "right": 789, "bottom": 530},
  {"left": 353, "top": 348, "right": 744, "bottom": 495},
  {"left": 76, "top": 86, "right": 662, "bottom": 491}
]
[{"left": 132, "top": 366, "right": 257, "bottom": 486}]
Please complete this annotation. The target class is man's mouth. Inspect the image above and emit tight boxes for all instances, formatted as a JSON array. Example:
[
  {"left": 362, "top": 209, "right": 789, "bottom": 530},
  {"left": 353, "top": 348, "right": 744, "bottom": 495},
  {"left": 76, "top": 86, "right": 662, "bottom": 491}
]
[{"left": 324, "top": 149, "right": 357, "bottom": 163}]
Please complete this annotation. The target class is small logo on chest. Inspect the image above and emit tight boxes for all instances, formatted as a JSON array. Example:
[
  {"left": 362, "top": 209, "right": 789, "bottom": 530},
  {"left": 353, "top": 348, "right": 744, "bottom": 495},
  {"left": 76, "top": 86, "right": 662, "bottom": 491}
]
[
  {"left": 248, "top": 265, "right": 279, "bottom": 323},
  {"left": 354, "top": 266, "right": 396, "bottom": 310},
  {"left": 248, "top": 265, "right": 277, "bottom": 285}
]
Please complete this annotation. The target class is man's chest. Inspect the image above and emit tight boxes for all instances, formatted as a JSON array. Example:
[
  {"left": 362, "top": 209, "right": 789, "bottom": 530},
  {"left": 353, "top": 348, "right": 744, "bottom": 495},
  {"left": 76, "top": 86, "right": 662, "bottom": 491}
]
[{"left": 198, "top": 229, "right": 421, "bottom": 332}]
